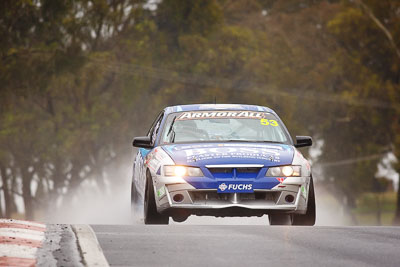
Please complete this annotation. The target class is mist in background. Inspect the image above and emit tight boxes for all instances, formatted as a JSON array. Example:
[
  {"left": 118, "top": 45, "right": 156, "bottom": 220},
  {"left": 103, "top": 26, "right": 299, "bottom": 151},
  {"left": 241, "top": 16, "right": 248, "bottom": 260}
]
[
  {"left": 42, "top": 157, "right": 350, "bottom": 226},
  {"left": 1, "top": 0, "right": 400, "bottom": 225}
]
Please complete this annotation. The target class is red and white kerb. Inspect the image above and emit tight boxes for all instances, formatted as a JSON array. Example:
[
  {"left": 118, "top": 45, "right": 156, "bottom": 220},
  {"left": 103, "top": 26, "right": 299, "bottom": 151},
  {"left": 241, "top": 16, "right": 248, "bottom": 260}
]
[{"left": 0, "top": 219, "right": 46, "bottom": 267}]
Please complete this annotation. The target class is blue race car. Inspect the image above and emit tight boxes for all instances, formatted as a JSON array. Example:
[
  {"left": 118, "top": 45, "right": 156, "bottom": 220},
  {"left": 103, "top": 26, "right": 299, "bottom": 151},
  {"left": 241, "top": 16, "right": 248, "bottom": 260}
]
[{"left": 131, "top": 104, "right": 315, "bottom": 225}]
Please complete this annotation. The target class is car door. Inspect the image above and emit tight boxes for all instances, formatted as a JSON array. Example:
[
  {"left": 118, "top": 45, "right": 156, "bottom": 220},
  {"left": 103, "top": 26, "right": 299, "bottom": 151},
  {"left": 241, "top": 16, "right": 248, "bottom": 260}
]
[{"left": 133, "top": 111, "right": 164, "bottom": 198}]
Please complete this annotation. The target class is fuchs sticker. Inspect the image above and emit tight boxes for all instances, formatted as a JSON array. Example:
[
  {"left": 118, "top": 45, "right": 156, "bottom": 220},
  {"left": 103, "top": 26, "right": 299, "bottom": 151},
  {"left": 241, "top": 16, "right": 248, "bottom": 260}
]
[{"left": 217, "top": 182, "right": 253, "bottom": 193}]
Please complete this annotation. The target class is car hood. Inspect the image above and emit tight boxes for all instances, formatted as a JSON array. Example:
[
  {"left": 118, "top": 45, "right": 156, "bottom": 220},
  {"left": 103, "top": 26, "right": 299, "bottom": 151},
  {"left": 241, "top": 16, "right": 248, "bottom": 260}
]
[{"left": 161, "top": 143, "right": 294, "bottom": 167}]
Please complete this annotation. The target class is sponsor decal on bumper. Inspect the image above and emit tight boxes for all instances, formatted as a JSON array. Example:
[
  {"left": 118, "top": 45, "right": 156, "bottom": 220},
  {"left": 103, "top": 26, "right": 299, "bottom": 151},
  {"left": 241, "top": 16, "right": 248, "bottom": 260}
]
[
  {"left": 217, "top": 181, "right": 253, "bottom": 193},
  {"left": 157, "top": 186, "right": 166, "bottom": 198}
]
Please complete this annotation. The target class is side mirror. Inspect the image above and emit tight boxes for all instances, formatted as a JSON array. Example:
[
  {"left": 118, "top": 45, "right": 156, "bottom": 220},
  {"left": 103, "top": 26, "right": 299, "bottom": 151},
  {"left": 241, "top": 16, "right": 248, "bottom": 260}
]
[
  {"left": 295, "top": 136, "right": 312, "bottom": 148},
  {"left": 132, "top": 136, "right": 153, "bottom": 149}
]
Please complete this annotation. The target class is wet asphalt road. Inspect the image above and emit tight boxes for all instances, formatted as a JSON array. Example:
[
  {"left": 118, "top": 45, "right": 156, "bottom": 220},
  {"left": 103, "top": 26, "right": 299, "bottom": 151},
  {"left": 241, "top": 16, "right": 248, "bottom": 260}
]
[{"left": 92, "top": 225, "right": 400, "bottom": 267}]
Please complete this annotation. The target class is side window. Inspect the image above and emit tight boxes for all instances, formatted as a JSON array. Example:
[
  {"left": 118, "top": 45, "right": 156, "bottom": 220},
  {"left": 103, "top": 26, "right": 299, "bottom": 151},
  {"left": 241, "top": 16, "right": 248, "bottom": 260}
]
[
  {"left": 148, "top": 112, "right": 164, "bottom": 146},
  {"left": 151, "top": 120, "right": 161, "bottom": 145}
]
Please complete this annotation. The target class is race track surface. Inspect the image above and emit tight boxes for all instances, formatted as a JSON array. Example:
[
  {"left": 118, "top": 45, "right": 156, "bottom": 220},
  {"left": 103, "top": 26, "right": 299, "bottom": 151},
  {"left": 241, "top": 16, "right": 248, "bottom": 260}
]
[{"left": 92, "top": 225, "right": 400, "bottom": 267}]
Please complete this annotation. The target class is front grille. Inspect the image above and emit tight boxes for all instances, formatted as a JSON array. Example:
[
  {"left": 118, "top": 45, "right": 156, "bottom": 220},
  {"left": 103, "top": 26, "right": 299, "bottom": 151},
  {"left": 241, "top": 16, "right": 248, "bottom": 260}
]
[
  {"left": 190, "top": 191, "right": 228, "bottom": 201},
  {"left": 236, "top": 167, "right": 260, "bottom": 178},
  {"left": 207, "top": 167, "right": 262, "bottom": 179},
  {"left": 189, "top": 190, "right": 281, "bottom": 204},
  {"left": 208, "top": 168, "right": 233, "bottom": 173},
  {"left": 238, "top": 191, "right": 280, "bottom": 202},
  {"left": 208, "top": 168, "right": 233, "bottom": 178},
  {"left": 236, "top": 167, "right": 260, "bottom": 173}
]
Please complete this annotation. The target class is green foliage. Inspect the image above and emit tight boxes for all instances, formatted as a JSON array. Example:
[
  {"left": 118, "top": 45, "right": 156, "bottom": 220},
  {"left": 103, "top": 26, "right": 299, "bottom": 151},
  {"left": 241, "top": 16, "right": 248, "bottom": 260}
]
[
  {"left": 0, "top": 0, "right": 399, "bottom": 222},
  {"left": 354, "top": 191, "right": 396, "bottom": 226},
  {"left": 157, "top": 0, "right": 222, "bottom": 39}
]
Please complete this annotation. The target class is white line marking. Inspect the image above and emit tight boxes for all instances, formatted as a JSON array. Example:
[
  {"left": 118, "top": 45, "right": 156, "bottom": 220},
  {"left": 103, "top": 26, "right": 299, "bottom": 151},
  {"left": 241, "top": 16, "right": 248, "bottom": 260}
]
[
  {"left": 72, "top": 225, "right": 110, "bottom": 267},
  {"left": 0, "top": 244, "right": 37, "bottom": 258}
]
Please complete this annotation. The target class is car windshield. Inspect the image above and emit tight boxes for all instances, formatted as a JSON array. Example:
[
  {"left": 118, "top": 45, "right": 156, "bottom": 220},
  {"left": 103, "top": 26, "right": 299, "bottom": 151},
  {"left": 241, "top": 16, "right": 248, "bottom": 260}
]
[{"left": 160, "top": 110, "right": 290, "bottom": 144}]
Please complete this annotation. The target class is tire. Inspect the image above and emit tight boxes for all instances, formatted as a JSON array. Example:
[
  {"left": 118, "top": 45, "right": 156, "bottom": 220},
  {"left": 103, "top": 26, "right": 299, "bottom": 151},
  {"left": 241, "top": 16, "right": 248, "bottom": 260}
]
[
  {"left": 269, "top": 214, "right": 293, "bottom": 225},
  {"left": 144, "top": 174, "right": 169, "bottom": 225},
  {"left": 131, "top": 182, "right": 141, "bottom": 223},
  {"left": 292, "top": 176, "right": 316, "bottom": 226}
]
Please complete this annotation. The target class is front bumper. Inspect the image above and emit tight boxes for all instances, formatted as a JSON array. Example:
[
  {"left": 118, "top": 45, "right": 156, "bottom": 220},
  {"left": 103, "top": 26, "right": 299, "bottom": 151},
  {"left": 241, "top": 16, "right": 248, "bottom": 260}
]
[{"left": 153, "top": 177, "right": 310, "bottom": 216}]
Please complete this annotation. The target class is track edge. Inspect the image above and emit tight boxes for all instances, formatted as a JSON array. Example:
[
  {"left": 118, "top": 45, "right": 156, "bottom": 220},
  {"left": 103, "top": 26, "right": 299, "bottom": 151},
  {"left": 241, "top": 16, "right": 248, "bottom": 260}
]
[{"left": 71, "top": 224, "right": 110, "bottom": 267}]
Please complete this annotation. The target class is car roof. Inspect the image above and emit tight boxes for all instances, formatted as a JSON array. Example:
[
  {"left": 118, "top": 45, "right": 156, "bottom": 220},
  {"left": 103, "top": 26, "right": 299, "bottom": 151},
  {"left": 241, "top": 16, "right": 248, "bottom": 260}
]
[{"left": 164, "top": 104, "right": 276, "bottom": 115}]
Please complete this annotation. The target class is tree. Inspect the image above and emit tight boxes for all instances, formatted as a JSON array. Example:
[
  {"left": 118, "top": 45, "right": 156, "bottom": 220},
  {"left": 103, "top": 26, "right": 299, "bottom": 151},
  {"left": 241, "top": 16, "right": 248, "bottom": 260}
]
[{"left": 1, "top": 0, "right": 399, "bottom": 224}]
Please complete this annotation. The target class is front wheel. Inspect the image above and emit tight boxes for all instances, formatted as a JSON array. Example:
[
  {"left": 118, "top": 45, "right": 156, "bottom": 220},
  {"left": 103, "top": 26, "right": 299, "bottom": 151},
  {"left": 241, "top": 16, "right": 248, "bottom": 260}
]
[
  {"left": 144, "top": 174, "right": 169, "bottom": 225},
  {"left": 131, "top": 182, "right": 142, "bottom": 223}
]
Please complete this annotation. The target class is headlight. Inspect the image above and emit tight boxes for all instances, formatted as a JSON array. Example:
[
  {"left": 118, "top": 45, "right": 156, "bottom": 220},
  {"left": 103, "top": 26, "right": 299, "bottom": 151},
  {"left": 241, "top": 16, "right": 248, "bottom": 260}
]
[
  {"left": 266, "top": 166, "right": 301, "bottom": 177},
  {"left": 164, "top": 166, "right": 204, "bottom": 177}
]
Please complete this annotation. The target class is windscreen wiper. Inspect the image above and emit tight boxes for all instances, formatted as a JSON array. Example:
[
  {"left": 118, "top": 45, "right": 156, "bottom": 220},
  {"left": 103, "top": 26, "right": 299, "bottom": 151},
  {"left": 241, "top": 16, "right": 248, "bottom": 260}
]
[
  {"left": 225, "top": 140, "right": 254, "bottom": 142},
  {"left": 166, "top": 116, "right": 177, "bottom": 143},
  {"left": 260, "top": 140, "right": 285, "bottom": 144},
  {"left": 226, "top": 140, "right": 284, "bottom": 144}
]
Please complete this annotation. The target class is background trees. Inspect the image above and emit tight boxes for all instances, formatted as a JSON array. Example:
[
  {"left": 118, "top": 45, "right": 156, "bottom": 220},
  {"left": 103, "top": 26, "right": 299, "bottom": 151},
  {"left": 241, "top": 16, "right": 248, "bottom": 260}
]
[{"left": 0, "top": 0, "right": 399, "bottom": 224}]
